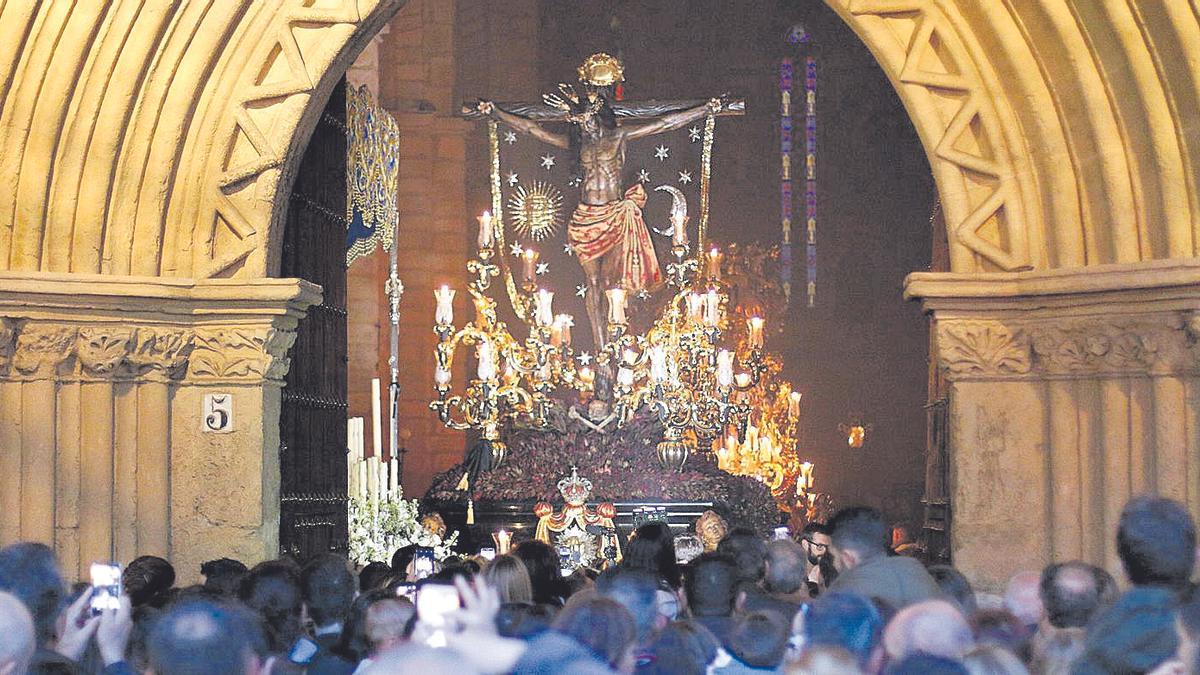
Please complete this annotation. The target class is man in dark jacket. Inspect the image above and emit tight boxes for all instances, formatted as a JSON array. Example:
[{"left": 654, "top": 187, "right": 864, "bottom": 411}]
[
  {"left": 825, "top": 507, "right": 940, "bottom": 610},
  {"left": 1073, "top": 496, "right": 1196, "bottom": 674}
]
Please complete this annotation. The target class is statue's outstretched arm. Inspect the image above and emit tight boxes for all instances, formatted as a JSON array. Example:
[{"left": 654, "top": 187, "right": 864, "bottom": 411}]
[
  {"left": 479, "top": 100, "right": 569, "bottom": 149},
  {"left": 623, "top": 98, "right": 723, "bottom": 140}
]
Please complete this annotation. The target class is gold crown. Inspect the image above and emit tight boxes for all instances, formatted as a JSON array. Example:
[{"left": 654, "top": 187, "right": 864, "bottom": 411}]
[
  {"left": 577, "top": 53, "right": 625, "bottom": 87},
  {"left": 557, "top": 467, "right": 593, "bottom": 505}
]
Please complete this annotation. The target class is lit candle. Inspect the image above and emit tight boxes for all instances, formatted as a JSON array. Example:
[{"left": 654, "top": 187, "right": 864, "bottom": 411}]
[
  {"left": 477, "top": 211, "right": 494, "bottom": 249},
  {"left": 800, "top": 461, "right": 814, "bottom": 489},
  {"left": 555, "top": 314, "right": 572, "bottom": 347},
  {"left": 494, "top": 529, "right": 512, "bottom": 554},
  {"left": 788, "top": 391, "right": 802, "bottom": 418},
  {"left": 617, "top": 367, "right": 635, "bottom": 387},
  {"left": 549, "top": 322, "right": 563, "bottom": 347},
  {"left": 649, "top": 345, "right": 668, "bottom": 383},
  {"left": 434, "top": 286, "right": 456, "bottom": 325},
  {"left": 686, "top": 293, "right": 704, "bottom": 323},
  {"left": 434, "top": 365, "right": 452, "bottom": 386},
  {"left": 578, "top": 366, "right": 595, "bottom": 387},
  {"left": 707, "top": 248, "right": 722, "bottom": 279},
  {"left": 477, "top": 339, "right": 496, "bottom": 380},
  {"left": 747, "top": 316, "right": 765, "bottom": 350},
  {"left": 535, "top": 289, "right": 554, "bottom": 327},
  {"left": 734, "top": 372, "right": 752, "bottom": 388},
  {"left": 671, "top": 213, "right": 689, "bottom": 247},
  {"left": 703, "top": 289, "right": 722, "bottom": 327},
  {"left": 716, "top": 350, "right": 734, "bottom": 387},
  {"left": 607, "top": 288, "right": 627, "bottom": 324},
  {"left": 523, "top": 248, "right": 539, "bottom": 282}
]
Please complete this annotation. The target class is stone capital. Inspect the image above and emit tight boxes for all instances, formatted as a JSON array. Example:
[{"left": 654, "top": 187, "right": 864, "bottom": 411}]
[
  {"left": 0, "top": 273, "right": 320, "bottom": 384},
  {"left": 907, "top": 260, "right": 1200, "bottom": 380}
]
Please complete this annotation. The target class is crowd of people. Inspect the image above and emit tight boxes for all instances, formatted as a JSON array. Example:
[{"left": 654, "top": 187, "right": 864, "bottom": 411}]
[{"left": 0, "top": 495, "right": 1197, "bottom": 674}]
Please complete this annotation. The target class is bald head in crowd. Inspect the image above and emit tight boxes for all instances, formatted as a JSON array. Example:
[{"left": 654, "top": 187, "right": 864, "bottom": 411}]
[
  {"left": 0, "top": 591, "right": 34, "bottom": 675},
  {"left": 883, "top": 600, "right": 974, "bottom": 661},
  {"left": 1004, "top": 570, "right": 1045, "bottom": 627},
  {"left": 1040, "top": 562, "right": 1104, "bottom": 629}
]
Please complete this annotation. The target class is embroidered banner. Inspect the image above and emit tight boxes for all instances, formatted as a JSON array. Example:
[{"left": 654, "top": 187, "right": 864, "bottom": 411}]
[{"left": 345, "top": 84, "right": 399, "bottom": 267}]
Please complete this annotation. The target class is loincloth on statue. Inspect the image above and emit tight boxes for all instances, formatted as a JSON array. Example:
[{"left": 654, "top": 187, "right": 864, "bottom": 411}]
[{"left": 567, "top": 183, "right": 663, "bottom": 292}]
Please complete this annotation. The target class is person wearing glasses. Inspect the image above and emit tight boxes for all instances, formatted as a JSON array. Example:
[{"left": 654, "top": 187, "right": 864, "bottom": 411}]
[{"left": 800, "top": 522, "right": 837, "bottom": 597}]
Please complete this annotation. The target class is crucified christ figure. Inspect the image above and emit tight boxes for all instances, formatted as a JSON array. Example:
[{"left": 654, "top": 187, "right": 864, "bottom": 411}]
[{"left": 476, "top": 86, "right": 725, "bottom": 351}]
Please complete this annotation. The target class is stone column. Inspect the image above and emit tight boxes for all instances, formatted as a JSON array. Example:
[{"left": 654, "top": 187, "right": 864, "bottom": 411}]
[
  {"left": 907, "top": 260, "right": 1200, "bottom": 590},
  {"left": 0, "top": 272, "right": 319, "bottom": 580}
]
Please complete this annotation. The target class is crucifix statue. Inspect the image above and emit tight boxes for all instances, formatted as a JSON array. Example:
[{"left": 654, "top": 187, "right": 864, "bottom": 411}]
[{"left": 464, "top": 53, "right": 744, "bottom": 351}]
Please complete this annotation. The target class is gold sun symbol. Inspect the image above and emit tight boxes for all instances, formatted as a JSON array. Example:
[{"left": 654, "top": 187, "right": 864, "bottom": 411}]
[{"left": 508, "top": 181, "right": 564, "bottom": 241}]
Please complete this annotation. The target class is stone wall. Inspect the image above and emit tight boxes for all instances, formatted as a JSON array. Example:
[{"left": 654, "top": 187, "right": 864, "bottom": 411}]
[{"left": 0, "top": 274, "right": 318, "bottom": 579}]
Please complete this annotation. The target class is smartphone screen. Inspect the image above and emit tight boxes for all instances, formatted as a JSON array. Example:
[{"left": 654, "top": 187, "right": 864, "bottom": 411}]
[
  {"left": 479, "top": 547, "right": 496, "bottom": 561},
  {"left": 773, "top": 526, "right": 791, "bottom": 541},
  {"left": 89, "top": 563, "right": 122, "bottom": 615},
  {"left": 395, "top": 583, "right": 417, "bottom": 600},
  {"left": 416, "top": 582, "right": 460, "bottom": 647},
  {"left": 413, "top": 547, "right": 435, "bottom": 580}
]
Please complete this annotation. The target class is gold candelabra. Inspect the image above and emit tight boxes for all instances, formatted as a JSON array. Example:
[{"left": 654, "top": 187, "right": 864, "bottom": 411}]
[
  {"left": 585, "top": 233, "right": 769, "bottom": 471},
  {"left": 713, "top": 380, "right": 810, "bottom": 502},
  {"left": 432, "top": 210, "right": 775, "bottom": 473},
  {"left": 429, "top": 212, "right": 580, "bottom": 466}
]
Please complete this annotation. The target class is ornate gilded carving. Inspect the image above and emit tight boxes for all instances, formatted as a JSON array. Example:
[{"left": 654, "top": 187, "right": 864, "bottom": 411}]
[
  {"left": 125, "top": 329, "right": 194, "bottom": 380},
  {"left": 12, "top": 325, "right": 78, "bottom": 377},
  {"left": 76, "top": 327, "right": 134, "bottom": 378},
  {"left": 938, "top": 321, "right": 1032, "bottom": 377},
  {"left": 190, "top": 328, "right": 297, "bottom": 383}
]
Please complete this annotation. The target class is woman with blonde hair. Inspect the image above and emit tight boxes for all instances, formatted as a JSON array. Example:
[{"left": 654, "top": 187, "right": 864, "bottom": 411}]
[{"left": 481, "top": 554, "right": 533, "bottom": 604}]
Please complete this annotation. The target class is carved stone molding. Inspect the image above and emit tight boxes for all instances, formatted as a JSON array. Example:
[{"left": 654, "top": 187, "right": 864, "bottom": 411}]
[
  {"left": 76, "top": 327, "right": 135, "bottom": 378},
  {"left": 13, "top": 325, "right": 78, "bottom": 378},
  {"left": 123, "top": 329, "right": 194, "bottom": 381},
  {"left": 0, "top": 317, "right": 20, "bottom": 375},
  {"left": 937, "top": 315, "right": 1198, "bottom": 379},
  {"left": 189, "top": 328, "right": 297, "bottom": 384},
  {"left": 938, "top": 321, "right": 1032, "bottom": 378}
]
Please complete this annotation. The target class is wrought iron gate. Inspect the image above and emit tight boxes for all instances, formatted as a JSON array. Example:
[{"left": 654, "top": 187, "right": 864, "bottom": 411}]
[{"left": 278, "top": 80, "right": 349, "bottom": 558}]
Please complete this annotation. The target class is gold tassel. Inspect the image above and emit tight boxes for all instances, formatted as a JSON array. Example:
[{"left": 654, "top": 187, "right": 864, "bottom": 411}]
[
  {"left": 455, "top": 472, "right": 469, "bottom": 491},
  {"left": 467, "top": 499, "right": 475, "bottom": 525}
]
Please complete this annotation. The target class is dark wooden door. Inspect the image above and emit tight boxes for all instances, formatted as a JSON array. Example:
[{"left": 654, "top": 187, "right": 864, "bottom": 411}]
[{"left": 278, "top": 80, "right": 349, "bottom": 558}]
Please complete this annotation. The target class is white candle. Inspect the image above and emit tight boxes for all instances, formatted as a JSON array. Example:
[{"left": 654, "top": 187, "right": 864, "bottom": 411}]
[
  {"left": 555, "top": 314, "right": 572, "bottom": 347},
  {"left": 371, "top": 378, "right": 383, "bottom": 461},
  {"left": 707, "top": 248, "right": 722, "bottom": 279},
  {"left": 434, "top": 366, "right": 452, "bottom": 386},
  {"left": 434, "top": 286, "right": 456, "bottom": 325},
  {"left": 703, "top": 290, "right": 722, "bottom": 327},
  {"left": 617, "top": 367, "right": 635, "bottom": 387},
  {"left": 747, "top": 316, "right": 765, "bottom": 349},
  {"left": 522, "top": 248, "right": 539, "bottom": 282},
  {"left": 347, "top": 421, "right": 358, "bottom": 497},
  {"left": 535, "top": 289, "right": 554, "bottom": 327},
  {"left": 358, "top": 460, "right": 367, "bottom": 500},
  {"left": 390, "top": 457, "right": 399, "bottom": 496},
  {"left": 477, "top": 340, "right": 497, "bottom": 380},
  {"left": 686, "top": 293, "right": 704, "bottom": 323},
  {"left": 716, "top": 350, "right": 734, "bottom": 387},
  {"left": 649, "top": 345, "right": 668, "bottom": 383},
  {"left": 606, "top": 288, "right": 627, "bottom": 324},
  {"left": 788, "top": 391, "right": 802, "bottom": 418},
  {"left": 477, "top": 211, "right": 494, "bottom": 249}
]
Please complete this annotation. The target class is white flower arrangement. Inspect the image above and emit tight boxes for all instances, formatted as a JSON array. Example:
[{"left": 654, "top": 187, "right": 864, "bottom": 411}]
[{"left": 348, "top": 492, "right": 459, "bottom": 566}]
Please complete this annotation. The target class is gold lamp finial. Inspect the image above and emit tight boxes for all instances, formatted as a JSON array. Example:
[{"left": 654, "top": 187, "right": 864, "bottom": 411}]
[{"left": 577, "top": 53, "right": 625, "bottom": 87}]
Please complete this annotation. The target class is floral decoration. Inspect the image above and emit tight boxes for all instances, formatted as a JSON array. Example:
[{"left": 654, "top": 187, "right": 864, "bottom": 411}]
[{"left": 348, "top": 492, "right": 459, "bottom": 565}]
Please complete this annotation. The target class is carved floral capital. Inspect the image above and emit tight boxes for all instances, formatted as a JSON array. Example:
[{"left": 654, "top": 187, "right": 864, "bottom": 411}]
[
  {"left": 189, "top": 327, "right": 297, "bottom": 383},
  {"left": 938, "top": 315, "right": 1197, "bottom": 379},
  {"left": 13, "top": 324, "right": 77, "bottom": 377},
  {"left": 938, "top": 321, "right": 1032, "bottom": 377}
]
